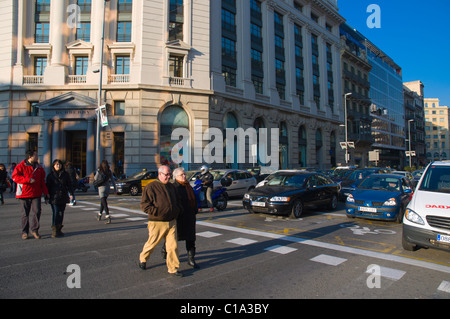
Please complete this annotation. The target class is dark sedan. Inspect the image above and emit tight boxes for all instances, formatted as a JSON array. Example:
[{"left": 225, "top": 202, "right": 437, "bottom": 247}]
[
  {"left": 243, "top": 171, "right": 340, "bottom": 219},
  {"left": 345, "top": 174, "right": 413, "bottom": 223},
  {"left": 115, "top": 170, "right": 158, "bottom": 196}
]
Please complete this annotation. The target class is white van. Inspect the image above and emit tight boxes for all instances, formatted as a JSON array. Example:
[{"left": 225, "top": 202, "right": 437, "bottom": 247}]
[{"left": 402, "top": 161, "right": 450, "bottom": 252}]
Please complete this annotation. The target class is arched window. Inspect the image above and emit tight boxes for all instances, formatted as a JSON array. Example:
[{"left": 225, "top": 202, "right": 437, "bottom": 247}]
[
  {"left": 254, "top": 117, "right": 266, "bottom": 165},
  {"left": 279, "top": 122, "right": 288, "bottom": 169},
  {"left": 160, "top": 105, "right": 189, "bottom": 168},
  {"left": 223, "top": 112, "right": 239, "bottom": 168},
  {"left": 316, "top": 129, "right": 323, "bottom": 167},
  {"left": 298, "top": 126, "right": 307, "bottom": 167}
]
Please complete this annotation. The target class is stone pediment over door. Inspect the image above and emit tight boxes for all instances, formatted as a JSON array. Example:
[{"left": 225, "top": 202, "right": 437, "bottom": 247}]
[{"left": 36, "top": 92, "right": 98, "bottom": 120}]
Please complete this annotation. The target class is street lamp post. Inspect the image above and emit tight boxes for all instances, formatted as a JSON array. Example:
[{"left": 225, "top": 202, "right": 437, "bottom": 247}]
[
  {"left": 344, "top": 93, "right": 352, "bottom": 164},
  {"left": 408, "top": 119, "right": 414, "bottom": 168},
  {"left": 96, "top": 0, "right": 110, "bottom": 169}
]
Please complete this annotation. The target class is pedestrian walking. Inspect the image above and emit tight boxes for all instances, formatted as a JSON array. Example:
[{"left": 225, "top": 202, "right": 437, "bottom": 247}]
[
  {"left": 94, "top": 160, "right": 115, "bottom": 224},
  {"left": 138, "top": 165, "right": 183, "bottom": 276},
  {"left": 0, "top": 163, "right": 8, "bottom": 205},
  {"left": 8, "top": 163, "right": 16, "bottom": 193},
  {"left": 46, "top": 159, "right": 74, "bottom": 238},
  {"left": 161, "top": 167, "right": 200, "bottom": 268},
  {"left": 65, "top": 161, "right": 78, "bottom": 206},
  {"left": 12, "top": 150, "right": 49, "bottom": 240}
]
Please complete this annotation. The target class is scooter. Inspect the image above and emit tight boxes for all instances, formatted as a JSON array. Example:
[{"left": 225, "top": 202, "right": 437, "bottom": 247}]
[
  {"left": 75, "top": 176, "right": 90, "bottom": 192},
  {"left": 193, "top": 177, "right": 231, "bottom": 211}
]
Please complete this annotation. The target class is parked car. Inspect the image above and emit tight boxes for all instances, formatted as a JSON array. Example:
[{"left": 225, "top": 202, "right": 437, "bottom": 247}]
[
  {"left": 402, "top": 161, "right": 450, "bottom": 252},
  {"left": 345, "top": 174, "right": 413, "bottom": 223},
  {"left": 329, "top": 168, "right": 355, "bottom": 182},
  {"left": 255, "top": 170, "right": 299, "bottom": 188},
  {"left": 412, "top": 169, "right": 424, "bottom": 185},
  {"left": 115, "top": 170, "right": 158, "bottom": 196},
  {"left": 243, "top": 171, "right": 340, "bottom": 219},
  {"left": 391, "top": 170, "right": 416, "bottom": 187},
  {"left": 209, "top": 169, "right": 257, "bottom": 198},
  {"left": 339, "top": 168, "right": 388, "bottom": 201}
]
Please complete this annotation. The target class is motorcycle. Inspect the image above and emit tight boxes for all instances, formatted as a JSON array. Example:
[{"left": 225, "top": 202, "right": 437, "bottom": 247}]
[
  {"left": 192, "top": 177, "right": 231, "bottom": 211},
  {"left": 75, "top": 176, "right": 90, "bottom": 192}
]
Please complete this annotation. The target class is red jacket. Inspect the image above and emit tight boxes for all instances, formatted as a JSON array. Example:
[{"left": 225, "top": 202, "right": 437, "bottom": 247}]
[{"left": 12, "top": 160, "right": 49, "bottom": 199}]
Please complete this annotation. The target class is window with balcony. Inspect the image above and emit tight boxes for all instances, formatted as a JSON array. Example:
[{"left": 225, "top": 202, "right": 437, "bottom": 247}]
[{"left": 34, "top": 57, "right": 47, "bottom": 76}]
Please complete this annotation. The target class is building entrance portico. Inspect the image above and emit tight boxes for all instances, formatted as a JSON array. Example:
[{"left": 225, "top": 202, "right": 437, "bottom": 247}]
[{"left": 37, "top": 92, "right": 100, "bottom": 175}]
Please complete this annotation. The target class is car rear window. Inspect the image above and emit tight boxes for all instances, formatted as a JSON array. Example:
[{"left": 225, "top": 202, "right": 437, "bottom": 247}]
[{"left": 419, "top": 166, "right": 450, "bottom": 193}]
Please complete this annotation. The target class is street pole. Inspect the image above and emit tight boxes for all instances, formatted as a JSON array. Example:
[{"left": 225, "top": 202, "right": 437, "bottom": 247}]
[
  {"left": 96, "top": 0, "right": 110, "bottom": 169},
  {"left": 344, "top": 93, "right": 352, "bottom": 164},
  {"left": 408, "top": 119, "right": 414, "bottom": 168}
]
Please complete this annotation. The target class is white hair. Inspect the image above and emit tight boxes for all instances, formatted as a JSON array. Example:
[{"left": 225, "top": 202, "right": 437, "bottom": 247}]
[
  {"left": 172, "top": 167, "right": 185, "bottom": 178},
  {"left": 158, "top": 165, "right": 171, "bottom": 174}
]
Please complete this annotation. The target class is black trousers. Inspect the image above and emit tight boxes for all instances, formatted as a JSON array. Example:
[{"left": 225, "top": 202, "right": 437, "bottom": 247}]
[
  {"left": 20, "top": 197, "right": 41, "bottom": 234},
  {"left": 100, "top": 197, "right": 109, "bottom": 215}
]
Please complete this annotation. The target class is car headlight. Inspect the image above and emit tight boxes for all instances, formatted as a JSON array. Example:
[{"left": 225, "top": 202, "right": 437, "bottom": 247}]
[
  {"left": 244, "top": 193, "right": 250, "bottom": 199},
  {"left": 404, "top": 208, "right": 425, "bottom": 225},
  {"left": 270, "top": 196, "right": 290, "bottom": 202},
  {"left": 383, "top": 198, "right": 397, "bottom": 206},
  {"left": 346, "top": 194, "right": 355, "bottom": 203}
]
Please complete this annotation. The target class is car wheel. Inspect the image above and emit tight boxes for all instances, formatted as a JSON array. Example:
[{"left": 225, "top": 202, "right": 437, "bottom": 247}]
[
  {"left": 402, "top": 235, "right": 417, "bottom": 251},
  {"left": 289, "top": 200, "right": 303, "bottom": 219},
  {"left": 328, "top": 194, "right": 338, "bottom": 210},
  {"left": 130, "top": 185, "right": 139, "bottom": 196}
]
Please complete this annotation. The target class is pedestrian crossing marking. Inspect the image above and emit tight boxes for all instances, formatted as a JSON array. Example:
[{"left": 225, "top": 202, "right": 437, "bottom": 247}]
[
  {"left": 365, "top": 265, "right": 406, "bottom": 281},
  {"left": 310, "top": 254, "right": 347, "bottom": 266},
  {"left": 226, "top": 237, "right": 258, "bottom": 246},
  {"left": 126, "top": 217, "right": 147, "bottom": 221},
  {"left": 437, "top": 281, "right": 450, "bottom": 293},
  {"left": 197, "top": 231, "right": 222, "bottom": 238},
  {"left": 265, "top": 245, "right": 297, "bottom": 255}
]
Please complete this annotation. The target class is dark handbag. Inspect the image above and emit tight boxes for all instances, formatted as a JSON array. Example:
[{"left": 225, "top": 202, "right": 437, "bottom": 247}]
[{"left": 93, "top": 171, "right": 107, "bottom": 187}]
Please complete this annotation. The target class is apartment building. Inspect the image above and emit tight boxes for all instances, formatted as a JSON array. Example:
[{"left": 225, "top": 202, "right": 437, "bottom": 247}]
[
  {"left": 403, "top": 80, "right": 426, "bottom": 167},
  {"left": 424, "top": 98, "right": 450, "bottom": 161},
  {"left": 0, "top": 0, "right": 345, "bottom": 176}
]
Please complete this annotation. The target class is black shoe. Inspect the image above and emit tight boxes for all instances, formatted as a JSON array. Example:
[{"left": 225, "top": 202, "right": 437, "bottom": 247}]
[
  {"left": 170, "top": 270, "right": 183, "bottom": 277},
  {"left": 105, "top": 216, "right": 111, "bottom": 224},
  {"left": 96, "top": 213, "right": 102, "bottom": 221},
  {"left": 138, "top": 261, "right": 146, "bottom": 270}
]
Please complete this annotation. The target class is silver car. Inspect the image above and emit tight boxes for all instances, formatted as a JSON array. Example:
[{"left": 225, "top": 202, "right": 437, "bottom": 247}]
[{"left": 210, "top": 169, "right": 257, "bottom": 197}]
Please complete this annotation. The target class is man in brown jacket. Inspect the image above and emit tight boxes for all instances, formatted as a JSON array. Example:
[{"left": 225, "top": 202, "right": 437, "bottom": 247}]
[{"left": 138, "top": 165, "right": 183, "bottom": 276}]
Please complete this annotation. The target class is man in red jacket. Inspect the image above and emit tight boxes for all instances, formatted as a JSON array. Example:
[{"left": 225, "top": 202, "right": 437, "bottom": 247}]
[{"left": 12, "top": 150, "right": 49, "bottom": 239}]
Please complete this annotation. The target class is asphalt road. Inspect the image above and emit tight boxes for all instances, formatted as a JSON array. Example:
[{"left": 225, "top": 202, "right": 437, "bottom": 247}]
[{"left": 1, "top": 190, "right": 449, "bottom": 303}]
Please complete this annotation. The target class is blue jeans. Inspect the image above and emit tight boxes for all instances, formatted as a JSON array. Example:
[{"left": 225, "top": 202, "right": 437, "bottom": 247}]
[{"left": 51, "top": 204, "right": 66, "bottom": 226}]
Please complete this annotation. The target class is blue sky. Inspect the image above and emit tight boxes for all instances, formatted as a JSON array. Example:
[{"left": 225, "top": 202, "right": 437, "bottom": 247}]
[{"left": 337, "top": 0, "right": 450, "bottom": 106}]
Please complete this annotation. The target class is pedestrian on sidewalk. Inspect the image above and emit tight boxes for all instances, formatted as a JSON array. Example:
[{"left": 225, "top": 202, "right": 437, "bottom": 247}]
[
  {"left": 8, "top": 163, "right": 16, "bottom": 194},
  {"left": 138, "top": 165, "right": 183, "bottom": 276},
  {"left": 0, "top": 163, "right": 8, "bottom": 205},
  {"left": 161, "top": 167, "right": 200, "bottom": 268},
  {"left": 65, "top": 161, "right": 78, "bottom": 206},
  {"left": 46, "top": 159, "right": 74, "bottom": 238},
  {"left": 12, "top": 150, "right": 49, "bottom": 240},
  {"left": 94, "top": 160, "right": 115, "bottom": 224}
]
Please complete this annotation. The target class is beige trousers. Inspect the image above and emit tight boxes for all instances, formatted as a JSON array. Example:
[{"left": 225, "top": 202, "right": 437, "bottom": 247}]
[{"left": 139, "top": 219, "right": 179, "bottom": 273}]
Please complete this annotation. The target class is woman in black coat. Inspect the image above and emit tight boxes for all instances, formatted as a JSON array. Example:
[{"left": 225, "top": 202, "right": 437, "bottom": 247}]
[{"left": 46, "top": 159, "right": 74, "bottom": 237}]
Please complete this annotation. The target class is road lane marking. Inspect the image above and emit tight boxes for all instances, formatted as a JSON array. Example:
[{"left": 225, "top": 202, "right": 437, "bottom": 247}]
[
  {"left": 226, "top": 238, "right": 258, "bottom": 246},
  {"left": 438, "top": 281, "right": 450, "bottom": 293},
  {"left": 310, "top": 254, "right": 347, "bottom": 266},
  {"left": 197, "top": 221, "right": 450, "bottom": 275},
  {"left": 197, "top": 231, "right": 222, "bottom": 238},
  {"left": 265, "top": 245, "right": 297, "bottom": 255},
  {"left": 365, "top": 266, "right": 406, "bottom": 281}
]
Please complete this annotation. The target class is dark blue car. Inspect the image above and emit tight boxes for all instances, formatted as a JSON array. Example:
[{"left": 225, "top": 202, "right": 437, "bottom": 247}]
[{"left": 345, "top": 174, "right": 413, "bottom": 223}]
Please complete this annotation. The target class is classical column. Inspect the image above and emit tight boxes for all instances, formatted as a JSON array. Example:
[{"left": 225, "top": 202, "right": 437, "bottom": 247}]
[
  {"left": 86, "top": 119, "right": 95, "bottom": 175},
  {"left": 42, "top": 119, "right": 52, "bottom": 173},
  {"left": 44, "top": 0, "right": 67, "bottom": 84},
  {"left": 51, "top": 119, "right": 61, "bottom": 161}
]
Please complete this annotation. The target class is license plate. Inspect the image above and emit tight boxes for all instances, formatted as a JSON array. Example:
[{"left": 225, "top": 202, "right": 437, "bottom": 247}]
[
  {"left": 252, "top": 201, "right": 265, "bottom": 207},
  {"left": 358, "top": 206, "right": 377, "bottom": 213},
  {"left": 437, "top": 234, "right": 450, "bottom": 244}
]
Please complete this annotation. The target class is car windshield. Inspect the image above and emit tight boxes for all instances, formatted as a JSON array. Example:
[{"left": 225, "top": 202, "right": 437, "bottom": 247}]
[
  {"left": 331, "top": 169, "right": 353, "bottom": 178},
  {"left": 419, "top": 166, "right": 450, "bottom": 193},
  {"left": 412, "top": 170, "right": 423, "bottom": 178},
  {"left": 266, "top": 174, "right": 308, "bottom": 187},
  {"left": 348, "top": 170, "right": 376, "bottom": 180},
  {"left": 358, "top": 176, "right": 401, "bottom": 192},
  {"left": 128, "top": 171, "right": 149, "bottom": 179},
  {"left": 211, "top": 171, "right": 226, "bottom": 181}
]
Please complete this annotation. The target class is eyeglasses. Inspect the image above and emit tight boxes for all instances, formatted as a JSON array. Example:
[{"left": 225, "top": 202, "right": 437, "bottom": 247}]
[{"left": 160, "top": 172, "right": 171, "bottom": 177}]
